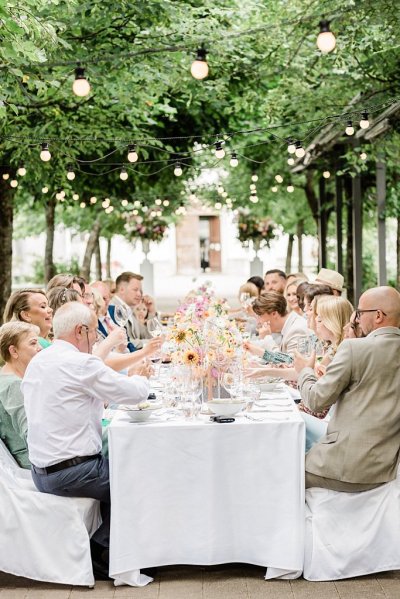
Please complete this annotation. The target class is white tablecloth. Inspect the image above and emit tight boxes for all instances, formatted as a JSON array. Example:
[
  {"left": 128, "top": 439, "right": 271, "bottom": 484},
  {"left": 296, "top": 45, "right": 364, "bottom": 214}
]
[{"left": 109, "top": 396, "right": 305, "bottom": 586}]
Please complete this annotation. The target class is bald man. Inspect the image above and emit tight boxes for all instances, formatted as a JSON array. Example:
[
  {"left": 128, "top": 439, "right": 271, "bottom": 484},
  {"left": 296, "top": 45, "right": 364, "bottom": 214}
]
[{"left": 294, "top": 286, "right": 400, "bottom": 492}]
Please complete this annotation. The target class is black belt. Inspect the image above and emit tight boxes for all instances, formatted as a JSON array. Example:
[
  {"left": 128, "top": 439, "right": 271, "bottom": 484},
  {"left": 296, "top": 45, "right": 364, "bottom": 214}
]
[{"left": 32, "top": 453, "right": 101, "bottom": 475}]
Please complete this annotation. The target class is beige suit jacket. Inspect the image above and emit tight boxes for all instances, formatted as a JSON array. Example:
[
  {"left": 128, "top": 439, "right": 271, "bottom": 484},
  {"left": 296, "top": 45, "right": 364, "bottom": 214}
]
[
  {"left": 298, "top": 327, "right": 400, "bottom": 484},
  {"left": 263, "top": 311, "right": 309, "bottom": 355}
]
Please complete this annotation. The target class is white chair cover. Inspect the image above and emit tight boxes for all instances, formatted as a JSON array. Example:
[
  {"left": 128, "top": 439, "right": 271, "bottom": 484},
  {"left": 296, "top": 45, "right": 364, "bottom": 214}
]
[
  {"left": 0, "top": 440, "right": 101, "bottom": 586},
  {"left": 304, "top": 468, "right": 400, "bottom": 580}
]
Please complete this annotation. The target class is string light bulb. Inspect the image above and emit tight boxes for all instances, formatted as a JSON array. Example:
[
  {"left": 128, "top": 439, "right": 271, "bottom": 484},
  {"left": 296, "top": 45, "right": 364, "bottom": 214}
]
[
  {"left": 10, "top": 179, "right": 18, "bottom": 188},
  {"left": 317, "top": 20, "right": 336, "bottom": 53},
  {"left": 359, "top": 111, "right": 370, "bottom": 129},
  {"left": 17, "top": 166, "right": 26, "bottom": 176},
  {"left": 2, "top": 173, "right": 9, "bottom": 180},
  {"left": 155, "top": 198, "right": 162, "bottom": 205},
  {"left": 80, "top": 202, "right": 86, "bottom": 208},
  {"left": 121, "top": 199, "right": 128, "bottom": 207},
  {"left": 287, "top": 158, "right": 295, "bottom": 166},
  {"left": 72, "top": 66, "right": 90, "bottom": 97},
  {"left": 345, "top": 121, "right": 354, "bottom": 136},
  {"left": 230, "top": 152, "right": 238, "bottom": 167},
  {"left": 67, "top": 165, "right": 76, "bottom": 181},
  {"left": 40, "top": 143, "right": 51, "bottom": 162},
  {"left": 120, "top": 168, "right": 128, "bottom": 181},
  {"left": 90, "top": 196, "right": 97, "bottom": 204},
  {"left": 174, "top": 162, "right": 183, "bottom": 176},
  {"left": 127, "top": 144, "right": 138, "bottom": 163},
  {"left": 190, "top": 46, "right": 209, "bottom": 80},
  {"left": 287, "top": 140, "right": 296, "bottom": 154},
  {"left": 275, "top": 174, "right": 283, "bottom": 183},
  {"left": 42, "top": 186, "right": 48, "bottom": 194},
  {"left": 163, "top": 200, "right": 170, "bottom": 206},
  {"left": 251, "top": 174, "right": 258, "bottom": 182},
  {"left": 360, "top": 152, "right": 367, "bottom": 161},
  {"left": 271, "top": 186, "right": 278, "bottom": 192},
  {"left": 215, "top": 141, "right": 225, "bottom": 159},
  {"left": 72, "top": 193, "right": 79, "bottom": 201},
  {"left": 287, "top": 185, "right": 294, "bottom": 193},
  {"left": 250, "top": 184, "right": 256, "bottom": 190},
  {"left": 323, "top": 170, "right": 331, "bottom": 179},
  {"left": 295, "top": 141, "right": 305, "bottom": 158}
]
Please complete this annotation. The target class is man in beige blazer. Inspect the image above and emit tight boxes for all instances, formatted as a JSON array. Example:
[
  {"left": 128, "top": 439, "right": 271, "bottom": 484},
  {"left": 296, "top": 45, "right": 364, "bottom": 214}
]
[{"left": 294, "top": 286, "right": 400, "bottom": 492}]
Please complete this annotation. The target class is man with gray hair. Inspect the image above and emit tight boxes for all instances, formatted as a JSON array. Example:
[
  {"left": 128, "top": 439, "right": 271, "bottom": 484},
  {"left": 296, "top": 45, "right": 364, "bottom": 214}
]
[{"left": 22, "top": 302, "right": 149, "bottom": 579}]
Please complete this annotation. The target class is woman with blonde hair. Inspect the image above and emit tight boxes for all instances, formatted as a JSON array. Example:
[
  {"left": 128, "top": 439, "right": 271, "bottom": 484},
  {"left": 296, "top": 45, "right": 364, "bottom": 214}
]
[
  {"left": 284, "top": 277, "right": 307, "bottom": 316},
  {"left": 3, "top": 289, "right": 53, "bottom": 349},
  {"left": 315, "top": 295, "right": 354, "bottom": 353},
  {"left": 0, "top": 321, "right": 41, "bottom": 467}
]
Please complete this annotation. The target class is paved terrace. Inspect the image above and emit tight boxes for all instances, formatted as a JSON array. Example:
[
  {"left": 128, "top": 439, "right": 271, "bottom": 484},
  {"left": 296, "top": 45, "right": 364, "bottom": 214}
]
[{"left": 1, "top": 566, "right": 399, "bottom": 598}]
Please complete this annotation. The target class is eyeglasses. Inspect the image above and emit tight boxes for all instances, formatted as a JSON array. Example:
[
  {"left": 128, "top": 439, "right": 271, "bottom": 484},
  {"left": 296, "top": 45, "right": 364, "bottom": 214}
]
[{"left": 355, "top": 308, "right": 387, "bottom": 320}]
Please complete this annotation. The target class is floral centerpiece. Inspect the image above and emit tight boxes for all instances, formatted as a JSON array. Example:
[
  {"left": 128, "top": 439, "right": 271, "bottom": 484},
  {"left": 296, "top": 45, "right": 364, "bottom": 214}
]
[
  {"left": 123, "top": 211, "right": 168, "bottom": 242},
  {"left": 236, "top": 209, "right": 276, "bottom": 249},
  {"left": 165, "top": 283, "right": 243, "bottom": 399}
]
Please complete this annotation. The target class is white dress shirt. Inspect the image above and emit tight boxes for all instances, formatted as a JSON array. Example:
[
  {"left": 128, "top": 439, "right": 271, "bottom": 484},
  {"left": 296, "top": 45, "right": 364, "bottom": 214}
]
[{"left": 22, "top": 340, "right": 149, "bottom": 467}]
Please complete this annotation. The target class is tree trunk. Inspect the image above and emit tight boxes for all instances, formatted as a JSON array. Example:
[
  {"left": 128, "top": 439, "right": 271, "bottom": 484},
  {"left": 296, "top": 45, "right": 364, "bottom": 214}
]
[
  {"left": 0, "top": 181, "right": 13, "bottom": 324},
  {"left": 44, "top": 196, "right": 56, "bottom": 283},
  {"left": 303, "top": 170, "right": 319, "bottom": 225},
  {"left": 106, "top": 237, "right": 112, "bottom": 278},
  {"left": 344, "top": 177, "right": 354, "bottom": 305},
  {"left": 80, "top": 219, "right": 101, "bottom": 281},
  {"left": 297, "top": 219, "right": 304, "bottom": 272},
  {"left": 285, "top": 233, "right": 294, "bottom": 273},
  {"left": 397, "top": 214, "right": 400, "bottom": 289},
  {"left": 95, "top": 237, "right": 102, "bottom": 280}
]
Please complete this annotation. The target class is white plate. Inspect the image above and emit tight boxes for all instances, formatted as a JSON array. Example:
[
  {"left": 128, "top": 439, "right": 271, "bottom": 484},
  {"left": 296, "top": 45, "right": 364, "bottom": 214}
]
[{"left": 207, "top": 400, "right": 246, "bottom": 416}]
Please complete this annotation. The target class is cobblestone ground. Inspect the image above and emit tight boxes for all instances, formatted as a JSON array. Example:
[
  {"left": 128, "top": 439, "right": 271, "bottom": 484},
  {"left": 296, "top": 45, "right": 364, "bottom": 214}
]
[{"left": 1, "top": 566, "right": 400, "bottom": 599}]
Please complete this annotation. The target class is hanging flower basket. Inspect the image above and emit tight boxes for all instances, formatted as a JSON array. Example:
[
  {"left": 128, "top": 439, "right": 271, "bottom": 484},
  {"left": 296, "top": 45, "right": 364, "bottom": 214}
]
[{"left": 236, "top": 210, "right": 276, "bottom": 249}]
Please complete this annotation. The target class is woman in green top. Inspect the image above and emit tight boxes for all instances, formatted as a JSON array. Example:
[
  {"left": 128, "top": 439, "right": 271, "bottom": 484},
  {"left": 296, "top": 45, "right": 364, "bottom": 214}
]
[
  {"left": 3, "top": 288, "right": 53, "bottom": 348},
  {"left": 0, "top": 321, "right": 41, "bottom": 468}
]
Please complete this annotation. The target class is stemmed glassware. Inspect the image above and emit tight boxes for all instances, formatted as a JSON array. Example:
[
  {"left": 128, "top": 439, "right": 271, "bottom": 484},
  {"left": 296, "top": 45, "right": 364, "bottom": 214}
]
[{"left": 113, "top": 304, "right": 131, "bottom": 327}]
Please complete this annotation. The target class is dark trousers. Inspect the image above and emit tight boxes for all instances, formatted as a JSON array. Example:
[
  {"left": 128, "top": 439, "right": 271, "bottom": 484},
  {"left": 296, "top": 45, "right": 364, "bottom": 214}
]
[{"left": 31, "top": 455, "right": 110, "bottom": 548}]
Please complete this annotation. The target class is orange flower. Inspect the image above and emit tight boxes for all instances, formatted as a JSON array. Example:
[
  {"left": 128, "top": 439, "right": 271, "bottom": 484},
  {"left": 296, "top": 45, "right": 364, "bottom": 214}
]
[{"left": 183, "top": 349, "right": 200, "bottom": 365}]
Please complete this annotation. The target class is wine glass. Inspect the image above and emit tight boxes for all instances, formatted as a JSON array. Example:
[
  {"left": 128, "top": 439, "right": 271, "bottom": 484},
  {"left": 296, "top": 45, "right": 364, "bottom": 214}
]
[
  {"left": 113, "top": 304, "right": 131, "bottom": 327},
  {"left": 240, "top": 292, "right": 251, "bottom": 307},
  {"left": 297, "top": 335, "right": 313, "bottom": 357},
  {"left": 147, "top": 316, "right": 163, "bottom": 338}
]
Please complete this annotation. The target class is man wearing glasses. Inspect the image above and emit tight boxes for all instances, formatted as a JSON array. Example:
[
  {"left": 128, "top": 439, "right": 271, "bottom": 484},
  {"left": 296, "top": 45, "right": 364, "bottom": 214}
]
[
  {"left": 22, "top": 302, "right": 150, "bottom": 579},
  {"left": 294, "top": 286, "right": 400, "bottom": 493}
]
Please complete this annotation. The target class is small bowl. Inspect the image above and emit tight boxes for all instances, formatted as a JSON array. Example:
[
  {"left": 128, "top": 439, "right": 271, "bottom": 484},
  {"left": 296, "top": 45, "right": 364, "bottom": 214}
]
[
  {"left": 124, "top": 404, "right": 161, "bottom": 423},
  {"left": 207, "top": 399, "right": 246, "bottom": 417},
  {"left": 259, "top": 379, "right": 283, "bottom": 392}
]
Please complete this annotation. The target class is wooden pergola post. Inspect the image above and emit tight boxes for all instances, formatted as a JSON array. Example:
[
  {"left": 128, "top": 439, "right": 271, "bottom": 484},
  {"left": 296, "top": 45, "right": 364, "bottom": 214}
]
[
  {"left": 352, "top": 141, "right": 363, "bottom": 304},
  {"left": 376, "top": 157, "right": 387, "bottom": 285},
  {"left": 335, "top": 173, "right": 343, "bottom": 275},
  {"left": 318, "top": 176, "right": 328, "bottom": 269}
]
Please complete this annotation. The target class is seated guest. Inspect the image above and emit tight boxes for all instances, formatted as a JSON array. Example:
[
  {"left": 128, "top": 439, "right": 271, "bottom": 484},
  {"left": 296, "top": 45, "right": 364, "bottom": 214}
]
[
  {"left": 302, "top": 284, "right": 334, "bottom": 332},
  {"left": 47, "top": 286, "right": 82, "bottom": 315},
  {"left": 3, "top": 288, "right": 53, "bottom": 349},
  {"left": 109, "top": 272, "right": 152, "bottom": 350},
  {"left": 293, "top": 286, "right": 400, "bottom": 492},
  {"left": 284, "top": 277, "right": 306, "bottom": 316},
  {"left": 244, "top": 292, "right": 309, "bottom": 361},
  {"left": 247, "top": 276, "right": 264, "bottom": 295},
  {"left": 286, "top": 272, "right": 308, "bottom": 286},
  {"left": 47, "top": 273, "right": 85, "bottom": 296},
  {"left": 263, "top": 269, "right": 287, "bottom": 294},
  {"left": 132, "top": 300, "right": 149, "bottom": 326},
  {"left": 0, "top": 322, "right": 41, "bottom": 468},
  {"left": 22, "top": 303, "right": 151, "bottom": 578},
  {"left": 295, "top": 280, "right": 310, "bottom": 313},
  {"left": 314, "top": 268, "right": 344, "bottom": 297}
]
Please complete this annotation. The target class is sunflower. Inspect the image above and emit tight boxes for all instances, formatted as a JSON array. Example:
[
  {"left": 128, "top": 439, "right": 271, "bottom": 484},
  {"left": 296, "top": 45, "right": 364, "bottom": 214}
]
[
  {"left": 174, "top": 329, "right": 187, "bottom": 343},
  {"left": 183, "top": 349, "right": 200, "bottom": 365}
]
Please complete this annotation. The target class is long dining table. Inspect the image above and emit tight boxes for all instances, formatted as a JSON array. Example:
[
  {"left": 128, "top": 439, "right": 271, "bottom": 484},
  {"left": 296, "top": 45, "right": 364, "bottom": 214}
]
[{"left": 108, "top": 385, "right": 305, "bottom": 586}]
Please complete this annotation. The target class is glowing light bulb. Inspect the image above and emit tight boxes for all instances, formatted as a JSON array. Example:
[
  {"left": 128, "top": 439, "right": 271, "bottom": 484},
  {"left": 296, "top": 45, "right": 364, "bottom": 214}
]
[
  {"left": 134, "top": 200, "right": 141, "bottom": 207},
  {"left": 190, "top": 46, "right": 209, "bottom": 80},
  {"left": 323, "top": 170, "right": 331, "bottom": 179},
  {"left": 121, "top": 199, "right": 128, "bottom": 207},
  {"left": 251, "top": 174, "right": 258, "bottom": 182},
  {"left": 155, "top": 198, "right": 162, "bottom": 205},
  {"left": 90, "top": 196, "right": 97, "bottom": 204},
  {"left": 215, "top": 141, "right": 225, "bottom": 159},
  {"left": 73, "top": 193, "right": 79, "bottom": 201},
  {"left": 360, "top": 152, "right": 367, "bottom": 161},
  {"left": 56, "top": 192, "right": 62, "bottom": 200},
  {"left": 120, "top": 168, "right": 128, "bottom": 181},
  {"left": 230, "top": 153, "right": 238, "bottom": 167},
  {"left": 60, "top": 190, "right": 65, "bottom": 198},
  {"left": 174, "top": 162, "right": 183, "bottom": 176},
  {"left": 295, "top": 142, "right": 305, "bottom": 158},
  {"left": 215, "top": 202, "right": 222, "bottom": 210},
  {"left": 127, "top": 144, "right": 138, "bottom": 163},
  {"left": 287, "top": 141, "right": 296, "bottom": 154},
  {"left": 275, "top": 174, "right": 283, "bottom": 183},
  {"left": 42, "top": 186, "right": 48, "bottom": 194},
  {"left": 317, "top": 20, "right": 336, "bottom": 53},
  {"left": 156, "top": 210, "right": 162, "bottom": 217},
  {"left": 163, "top": 200, "right": 170, "bottom": 206},
  {"left": 250, "top": 184, "right": 256, "bottom": 190},
  {"left": 67, "top": 166, "right": 75, "bottom": 181},
  {"left": 72, "top": 67, "right": 90, "bottom": 97},
  {"left": 271, "top": 186, "right": 278, "bottom": 192},
  {"left": 80, "top": 202, "right": 86, "bottom": 208},
  {"left": 217, "top": 186, "right": 224, "bottom": 194},
  {"left": 2, "top": 173, "right": 9, "bottom": 180},
  {"left": 359, "top": 111, "right": 369, "bottom": 129},
  {"left": 17, "top": 166, "right": 26, "bottom": 176},
  {"left": 345, "top": 121, "right": 354, "bottom": 136},
  {"left": 287, "top": 157, "right": 295, "bottom": 165},
  {"left": 10, "top": 179, "right": 18, "bottom": 188},
  {"left": 287, "top": 185, "right": 294, "bottom": 193},
  {"left": 40, "top": 143, "right": 51, "bottom": 162}
]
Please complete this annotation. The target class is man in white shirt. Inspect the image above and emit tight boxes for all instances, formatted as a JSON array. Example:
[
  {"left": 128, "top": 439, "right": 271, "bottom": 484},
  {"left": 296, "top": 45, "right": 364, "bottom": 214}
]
[
  {"left": 22, "top": 302, "right": 149, "bottom": 577},
  {"left": 109, "top": 272, "right": 155, "bottom": 350}
]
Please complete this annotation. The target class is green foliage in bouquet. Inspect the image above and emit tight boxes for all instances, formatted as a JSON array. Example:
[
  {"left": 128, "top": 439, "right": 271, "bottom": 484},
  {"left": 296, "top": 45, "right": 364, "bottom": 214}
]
[{"left": 236, "top": 210, "right": 276, "bottom": 248}]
